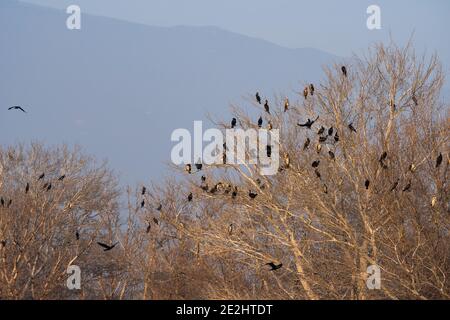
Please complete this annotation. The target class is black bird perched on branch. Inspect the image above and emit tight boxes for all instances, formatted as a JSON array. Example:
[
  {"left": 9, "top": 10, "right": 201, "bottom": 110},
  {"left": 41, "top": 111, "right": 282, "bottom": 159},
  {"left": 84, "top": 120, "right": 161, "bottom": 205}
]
[
  {"left": 303, "top": 138, "right": 311, "bottom": 150},
  {"left": 390, "top": 179, "right": 399, "bottom": 192},
  {"left": 328, "top": 127, "right": 334, "bottom": 136},
  {"left": 25, "top": 183, "right": 30, "bottom": 194},
  {"left": 266, "top": 145, "right": 272, "bottom": 158},
  {"left": 341, "top": 66, "right": 347, "bottom": 77},
  {"left": 312, "top": 160, "right": 320, "bottom": 168},
  {"left": 76, "top": 231, "right": 80, "bottom": 241},
  {"left": 436, "top": 153, "right": 443, "bottom": 168},
  {"left": 38, "top": 173, "right": 45, "bottom": 181},
  {"left": 328, "top": 151, "right": 335, "bottom": 160},
  {"left": 195, "top": 163, "right": 203, "bottom": 171},
  {"left": 258, "top": 116, "right": 263, "bottom": 128},
  {"left": 348, "top": 123, "right": 357, "bottom": 133},
  {"left": 266, "top": 262, "right": 283, "bottom": 271},
  {"left": 256, "top": 92, "right": 261, "bottom": 104},
  {"left": 298, "top": 116, "right": 319, "bottom": 129},
  {"left": 8, "top": 106, "right": 26, "bottom": 113},
  {"left": 249, "top": 191, "right": 258, "bottom": 199},
  {"left": 97, "top": 242, "right": 118, "bottom": 252},
  {"left": 142, "top": 186, "right": 146, "bottom": 195},
  {"left": 309, "top": 84, "right": 315, "bottom": 96},
  {"left": 141, "top": 199, "right": 145, "bottom": 208},
  {"left": 231, "top": 117, "right": 237, "bottom": 128},
  {"left": 188, "top": 193, "right": 193, "bottom": 202},
  {"left": 365, "top": 179, "right": 370, "bottom": 190},
  {"left": 402, "top": 181, "right": 411, "bottom": 192},
  {"left": 201, "top": 175, "right": 206, "bottom": 182},
  {"left": 264, "top": 100, "right": 270, "bottom": 114}
]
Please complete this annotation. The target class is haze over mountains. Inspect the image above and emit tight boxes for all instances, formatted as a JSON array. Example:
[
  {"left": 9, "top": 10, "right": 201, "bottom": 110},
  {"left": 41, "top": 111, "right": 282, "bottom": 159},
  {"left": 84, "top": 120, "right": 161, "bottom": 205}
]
[{"left": 0, "top": 0, "right": 337, "bottom": 184}]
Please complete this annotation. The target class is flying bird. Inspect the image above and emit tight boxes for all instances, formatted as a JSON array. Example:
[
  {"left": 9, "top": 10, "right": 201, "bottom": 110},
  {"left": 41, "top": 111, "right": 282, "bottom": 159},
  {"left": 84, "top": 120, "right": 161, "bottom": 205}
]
[
  {"left": 8, "top": 106, "right": 26, "bottom": 113},
  {"left": 256, "top": 92, "right": 262, "bottom": 104},
  {"left": 436, "top": 153, "right": 443, "bottom": 168},
  {"left": 341, "top": 66, "right": 347, "bottom": 77},
  {"left": 266, "top": 262, "right": 283, "bottom": 271},
  {"left": 231, "top": 118, "right": 237, "bottom": 128},
  {"left": 297, "top": 116, "right": 319, "bottom": 129},
  {"left": 97, "top": 242, "right": 119, "bottom": 252},
  {"left": 264, "top": 100, "right": 270, "bottom": 114}
]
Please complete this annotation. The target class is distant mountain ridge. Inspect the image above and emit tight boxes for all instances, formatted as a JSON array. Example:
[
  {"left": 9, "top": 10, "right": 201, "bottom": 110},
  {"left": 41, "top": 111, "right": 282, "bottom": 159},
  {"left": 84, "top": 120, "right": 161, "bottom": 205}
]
[{"left": 0, "top": 0, "right": 337, "bottom": 184}]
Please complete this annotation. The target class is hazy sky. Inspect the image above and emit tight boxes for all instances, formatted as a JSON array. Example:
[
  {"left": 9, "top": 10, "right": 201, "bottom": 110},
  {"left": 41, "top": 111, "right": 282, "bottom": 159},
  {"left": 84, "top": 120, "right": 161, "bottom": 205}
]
[{"left": 19, "top": 0, "right": 450, "bottom": 63}]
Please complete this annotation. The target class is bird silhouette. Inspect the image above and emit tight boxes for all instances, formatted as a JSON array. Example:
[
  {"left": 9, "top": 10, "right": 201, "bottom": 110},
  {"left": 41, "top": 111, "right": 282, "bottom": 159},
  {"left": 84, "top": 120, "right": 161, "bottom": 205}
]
[
  {"left": 188, "top": 193, "right": 193, "bottom": 202},
  {"left": 38, "top": 173, "right": 45, "bottom": 181},
  {"left": 256, "top": 92, "right": 262, "bottom": 104},
  {"left": 142, "top": 186, "right": 146, "bottom": 195},
  {"left": 76, "top": 231, "right": 80, "bottom": 241},
  {"left": 266, "top": 145, "right": 272, "bottom": 158},
  {"left": 309, "top": 84, "right": 315, "bottom": 95},
  {"left": 266, "top": 262, "right": 283, "bottom": 271},
  {"left": 328, "top": 127, "right": 334, "bottom": 136},
  {"left": 141, "top": 199, "right": 145, "bottom": 208},
  {"left": 312, "top": 160, "right": 320, "bottom": 168},
  {"left": 348, "top": 123, "right": 357, "bottom": 133},
  {"left": 248, "top": 191, "right": 258, "bottom": 199},
  {"left": 25, "top": 183, "right": 30, "bottom": 194},
  {"left": 185, "top": 164, "right": 192, "bottom": 174},
  {"left": 8, "top": 106, "right": 26, "bottom": 113},
  {"left": 334, "top": 132, "right": 340, "bottom": 142},
  {"left": 390, "top": 179, "right": 399, "bottom": 192},
  {"left": 328, "top": 151, "right": 335, "bottom": 160},
  {"left": 201, "top": 175, "right": 206, "bottom": 182},
  {"left": 258, "top": 116, "right": 263, "bottom": 128},
  {"left": 436, "top": 153, "right": 443, "bottom": 168},
  {"left": 365, "top": 179, "right": 370, "bottom": 190},
  {"left": 195, "top": 163, "right": 203, "bottom": 171},
  {"left": 341, "top": 66, "right": 347, "bottom": 77},
  {"left": 231, "top": 118, "right": 237, "bottom": 128},
  {"left": 303, "top": 138, "right": 311, "bottom": 150},
  {"left": 97, "top": 242, "right": 118, "bottom": 252},
  {"left": 264, "top": 100, "right": 270, "bottom": 114},
  {"left": 317, "top": 126, "right": 325, "bottom": 135},
  {"left": 402, "top": 181, "right": 411, "bottom": 192},
  {"left": 298, "top": 116, "right": 319, "bottom": 129},
  {"left": 284, "top": 98, "right": 289, "bottom": 112}
]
